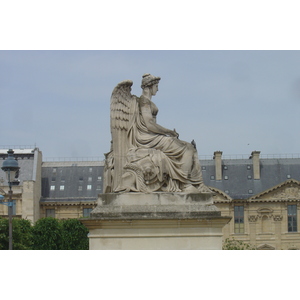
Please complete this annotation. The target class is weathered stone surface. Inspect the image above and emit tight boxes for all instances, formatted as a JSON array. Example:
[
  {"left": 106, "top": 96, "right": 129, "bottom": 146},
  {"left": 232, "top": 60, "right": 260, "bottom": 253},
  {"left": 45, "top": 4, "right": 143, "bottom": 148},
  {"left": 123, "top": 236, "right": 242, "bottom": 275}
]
[
  {"left": 81, "top": 73, "right": 232, "bottom": 249},
  {"left": 90, "top": 192, "right": 221, "bottom": 220},
  {"left": 104, "top": 74, "right": 212, "bottom": 194}
]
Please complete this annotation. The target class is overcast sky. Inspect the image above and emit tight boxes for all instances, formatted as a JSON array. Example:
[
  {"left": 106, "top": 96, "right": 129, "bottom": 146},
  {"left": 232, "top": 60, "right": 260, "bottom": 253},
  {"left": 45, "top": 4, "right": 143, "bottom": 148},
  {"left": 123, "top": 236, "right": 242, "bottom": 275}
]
[{"left": 1, "top": 50, "right": 300, "bottom": 159}]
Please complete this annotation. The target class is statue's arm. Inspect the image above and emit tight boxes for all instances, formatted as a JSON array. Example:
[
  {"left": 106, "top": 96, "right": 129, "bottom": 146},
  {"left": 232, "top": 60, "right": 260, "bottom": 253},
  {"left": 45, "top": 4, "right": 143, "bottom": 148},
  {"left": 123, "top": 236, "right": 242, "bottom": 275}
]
[{"left": 140, "top": 100, "right": 178, "bottom": 137}]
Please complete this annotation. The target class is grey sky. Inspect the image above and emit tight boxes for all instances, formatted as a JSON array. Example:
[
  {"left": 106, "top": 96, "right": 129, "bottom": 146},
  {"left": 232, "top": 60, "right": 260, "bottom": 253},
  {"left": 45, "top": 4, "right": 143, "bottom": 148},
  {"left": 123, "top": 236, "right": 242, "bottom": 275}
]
[{"left": 1, "top": 50, "right": 300, "bottom": 159}]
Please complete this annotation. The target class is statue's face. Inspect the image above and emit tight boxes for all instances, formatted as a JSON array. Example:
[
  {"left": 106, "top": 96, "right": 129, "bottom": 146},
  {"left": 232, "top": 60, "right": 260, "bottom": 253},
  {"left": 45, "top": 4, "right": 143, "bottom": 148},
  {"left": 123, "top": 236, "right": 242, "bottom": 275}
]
[{"left": 151, "top": 83, "right": 159, "bottom": 96}]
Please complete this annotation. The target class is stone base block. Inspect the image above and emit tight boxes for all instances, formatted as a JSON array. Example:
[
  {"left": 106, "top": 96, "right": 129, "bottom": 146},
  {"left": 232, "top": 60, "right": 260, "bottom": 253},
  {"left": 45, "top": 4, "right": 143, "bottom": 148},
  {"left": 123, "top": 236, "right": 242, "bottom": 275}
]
[{"left": 81, "top": 192, "right": 231, "bottom": 250}]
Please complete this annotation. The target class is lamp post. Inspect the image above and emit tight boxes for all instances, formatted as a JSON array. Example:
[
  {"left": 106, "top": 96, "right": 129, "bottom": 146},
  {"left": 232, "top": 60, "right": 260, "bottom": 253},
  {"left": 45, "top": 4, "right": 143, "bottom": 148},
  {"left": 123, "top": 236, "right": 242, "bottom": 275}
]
[{"left": 1, "top": 149, "right": 20, "bottom": 250}]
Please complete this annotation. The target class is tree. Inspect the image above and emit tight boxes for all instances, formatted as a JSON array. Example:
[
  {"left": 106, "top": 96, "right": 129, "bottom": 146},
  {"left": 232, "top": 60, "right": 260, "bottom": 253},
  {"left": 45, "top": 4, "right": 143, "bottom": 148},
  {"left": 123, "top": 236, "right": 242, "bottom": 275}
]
[
  {"left": 0, "top": 217, "right": 9, "bottom": 250},
  {"left": 32, "top": 217, "right": 62, "bottom": 250},
  {"left": 222, "top": 238, "right": 256, "bottom": 250},
  {"left": 11, "top": 218, "right": 33, "bottom": 250},
  {"left": 0, "top": 217, "right": 33, "bottom": 250},
  {"left": 0, "top": 217, "right": 89, "bottom": 250},
  {"left": 60, "top": 219, "right": 89, "bottom": 250}
]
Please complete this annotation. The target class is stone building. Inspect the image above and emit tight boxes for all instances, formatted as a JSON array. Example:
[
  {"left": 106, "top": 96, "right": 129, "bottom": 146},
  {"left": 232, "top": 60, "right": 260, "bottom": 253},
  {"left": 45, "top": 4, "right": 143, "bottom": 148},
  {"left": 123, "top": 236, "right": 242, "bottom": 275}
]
[
  {"left": 202, "top": 151, "right": 300, "bottom": 250},
  {"left": 0, "top": 148, "right": 42, "bottom": 222},
  {"left": 40, "top": 161, "right": 104, "bottom": 219},
  {"left": 1, "top": 147, "right": 300, "bottom": 249}
]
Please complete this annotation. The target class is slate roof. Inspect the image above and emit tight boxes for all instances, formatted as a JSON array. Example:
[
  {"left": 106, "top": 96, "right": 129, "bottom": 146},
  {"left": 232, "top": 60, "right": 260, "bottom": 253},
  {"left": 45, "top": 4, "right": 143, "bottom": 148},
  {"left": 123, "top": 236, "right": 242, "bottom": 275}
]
[
  {"left": 41, "top": 161, "right": 104, "bottom": 202},
  {"left": 0, "top": 149, "right": 36, "bottom": 185},
  {"left": 200, "top": 157, "right": 300, "bottom": 199},
  {"left": 40, "top": 156, "right": 300, "bottom": 201}
]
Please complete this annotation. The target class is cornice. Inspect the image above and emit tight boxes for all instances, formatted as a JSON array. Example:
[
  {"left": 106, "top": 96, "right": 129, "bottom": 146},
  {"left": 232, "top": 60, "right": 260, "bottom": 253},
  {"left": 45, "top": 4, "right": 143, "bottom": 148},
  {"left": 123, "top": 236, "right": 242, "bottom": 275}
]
[{"left": 41, "top": 201, "right": 96, "bottom": 207}]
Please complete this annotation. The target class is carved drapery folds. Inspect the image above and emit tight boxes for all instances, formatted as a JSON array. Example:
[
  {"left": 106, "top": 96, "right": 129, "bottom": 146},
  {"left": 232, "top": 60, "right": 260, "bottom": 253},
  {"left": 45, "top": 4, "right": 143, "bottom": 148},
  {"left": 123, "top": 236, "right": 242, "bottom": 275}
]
[{"left": 104, "top": 75, "right": 212, "bottom": 194}]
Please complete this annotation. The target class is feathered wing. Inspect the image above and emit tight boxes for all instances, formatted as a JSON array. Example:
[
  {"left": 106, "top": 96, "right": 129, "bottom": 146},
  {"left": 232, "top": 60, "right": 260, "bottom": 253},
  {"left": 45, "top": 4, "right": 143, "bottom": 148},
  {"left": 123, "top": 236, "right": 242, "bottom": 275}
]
[{"left": 110, "top": 80, "right": 138, "bottom": 191}]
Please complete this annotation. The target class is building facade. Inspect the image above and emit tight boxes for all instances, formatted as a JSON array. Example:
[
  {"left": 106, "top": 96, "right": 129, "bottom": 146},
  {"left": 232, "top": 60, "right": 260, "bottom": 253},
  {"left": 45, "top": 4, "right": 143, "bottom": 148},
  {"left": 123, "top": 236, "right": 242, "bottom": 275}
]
[
  {"left": 1, "top": 147, "right": 300, "bottom": 249},
  {"left": 0, "top": 148, "right": 42, "bottom": 222}
]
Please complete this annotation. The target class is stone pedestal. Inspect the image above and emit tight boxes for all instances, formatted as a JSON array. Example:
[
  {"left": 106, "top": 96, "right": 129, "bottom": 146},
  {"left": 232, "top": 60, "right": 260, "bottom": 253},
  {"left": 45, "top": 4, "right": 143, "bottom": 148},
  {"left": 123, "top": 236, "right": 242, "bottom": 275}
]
[{"left": 81, "top": 192, "right": 231, "bottom": 250}]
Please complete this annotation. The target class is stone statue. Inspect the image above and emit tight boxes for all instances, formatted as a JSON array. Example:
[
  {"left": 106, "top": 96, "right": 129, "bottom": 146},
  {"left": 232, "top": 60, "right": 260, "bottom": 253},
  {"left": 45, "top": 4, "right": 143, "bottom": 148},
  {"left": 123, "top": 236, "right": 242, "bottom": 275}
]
[{"left": 104, "top": 74, "right": 211, "bottom": 194}]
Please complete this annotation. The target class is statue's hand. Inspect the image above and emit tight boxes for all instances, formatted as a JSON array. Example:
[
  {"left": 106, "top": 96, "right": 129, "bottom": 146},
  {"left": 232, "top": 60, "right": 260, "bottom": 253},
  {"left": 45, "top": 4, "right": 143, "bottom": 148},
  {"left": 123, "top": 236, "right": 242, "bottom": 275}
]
[
  {"left": 169, "top": 129, "right": 179, "bottom": 138},
  {"left": 174, "top": 129, "right": 179, "bottom": 138}
]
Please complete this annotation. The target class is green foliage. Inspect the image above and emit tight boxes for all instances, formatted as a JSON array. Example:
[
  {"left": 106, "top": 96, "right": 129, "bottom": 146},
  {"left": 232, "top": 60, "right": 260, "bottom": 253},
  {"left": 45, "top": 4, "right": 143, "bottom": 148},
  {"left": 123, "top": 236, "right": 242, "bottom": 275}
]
[
  {"left": 222, "top": 238, "right": 256, "bottom": 250},
  {"left": 0, "top": 218, "right": 9, "bottom": 250},
  {"left": 32, "top": 217, "right": 62, "bottom": 250},
  {"left": 12, "top": 218, "right": 33, "bottom": 250},
  {"left": 60, "top": 219, "right": 89, "bottom": 250},
  {"left": 0, "top": 217, "right": 33, "bottom": 250},
  {"left": 0, "top": 217, "right": 89, "bottom": 250},
  {"left": 32, "top": 217, "right": 89, "bottom": 250}
]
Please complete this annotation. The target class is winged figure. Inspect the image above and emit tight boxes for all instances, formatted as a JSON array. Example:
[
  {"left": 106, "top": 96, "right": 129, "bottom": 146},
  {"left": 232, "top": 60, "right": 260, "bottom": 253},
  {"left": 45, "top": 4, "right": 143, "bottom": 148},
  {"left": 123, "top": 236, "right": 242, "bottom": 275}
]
[{"left": 104, "top": 74, "right": 211, "bottom": 194}]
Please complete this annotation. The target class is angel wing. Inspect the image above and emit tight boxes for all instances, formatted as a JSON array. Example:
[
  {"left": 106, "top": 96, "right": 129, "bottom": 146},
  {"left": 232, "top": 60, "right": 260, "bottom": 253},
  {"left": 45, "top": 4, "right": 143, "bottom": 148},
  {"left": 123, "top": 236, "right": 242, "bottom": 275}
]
[{"left": 110, "top": 80, "right": 138, "bottom": 191}]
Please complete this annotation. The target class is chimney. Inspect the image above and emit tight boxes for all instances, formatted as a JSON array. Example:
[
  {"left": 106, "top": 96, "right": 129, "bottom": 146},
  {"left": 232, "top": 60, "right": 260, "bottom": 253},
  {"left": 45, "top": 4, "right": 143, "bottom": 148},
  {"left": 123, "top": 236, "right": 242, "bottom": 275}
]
[
  {"left": 250, "top": 151, "right": 261, "bottom": 180},
  {"left": 213, "top": 151, "right": 223, "bottom": 181}
]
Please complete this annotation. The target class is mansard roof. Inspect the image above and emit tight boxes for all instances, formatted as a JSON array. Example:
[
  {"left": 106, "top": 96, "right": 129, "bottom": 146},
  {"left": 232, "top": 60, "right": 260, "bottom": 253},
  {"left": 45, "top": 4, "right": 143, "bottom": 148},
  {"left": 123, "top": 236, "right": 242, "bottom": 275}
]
[
  {"left": 40, "top": 154, "right": 300, "bottom": 202},
  {"left": 200, "top": 157, "right": 300, "bottom": 200},
  {"left": 0, "top": 148, "right": 39, "bottom": 185},
  {"left": 41, "top": 162, "right": 104, "bottom": 202}
]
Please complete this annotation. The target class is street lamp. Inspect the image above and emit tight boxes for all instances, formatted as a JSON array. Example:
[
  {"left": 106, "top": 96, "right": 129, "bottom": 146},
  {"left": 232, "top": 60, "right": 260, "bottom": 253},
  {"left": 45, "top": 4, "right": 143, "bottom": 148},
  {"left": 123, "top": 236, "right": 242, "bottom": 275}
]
[{"left": 1, "top": 149, "right": 20, "bottom": 250}]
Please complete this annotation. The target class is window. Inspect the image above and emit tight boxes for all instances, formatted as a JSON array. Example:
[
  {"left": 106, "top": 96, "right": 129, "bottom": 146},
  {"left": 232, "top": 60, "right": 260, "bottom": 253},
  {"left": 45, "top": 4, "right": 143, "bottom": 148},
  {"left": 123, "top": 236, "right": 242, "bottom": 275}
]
[
  {"left": 223, "top": 166, "right": 228, "bottom": 170},
  {"left": 97, "top": 176, "right": 102, "bottom": 181},
  {"left": 224, "top": 175, "right": 229, "bottom": 180},
  {"left": 88, "top": 177, "right": 92, "bottom": 182},
  {"left": 78, "top": 185, "right": 83, "bottom": 191},
  {"left": 234, "top": 206, "right": 244, "bottom": 234},
  {"left": 60, "top": 185, "right": 64, "bottom": 191},
  {"left": 201, "top": 166, "right": 206, "bottom": 171},
  {"left": 46, "top": 209, "right": 55, "bottom": 218},
  {"left": 89, "top": 168, "right": 93, "bottom": 172},
  {"left": 50, "top": 185, "right": 55, "bottom": 191},
  {"left": 52, "top": 168, "right": 57, "bottom": 174},
  {"left": 83, "top": 208, "right": 93, "bottom": 217},
  {"left": 288, "top": 205, "right": 297, "bottom": 232},
  {"left": 210, "top": 175, "right": 215, "bottom": 180},
  {"left": 87, "top": 185, "right": 92, "bottom": 190},
  {"left": 96, "top": 185, "right": 102, "bottom": 191}
]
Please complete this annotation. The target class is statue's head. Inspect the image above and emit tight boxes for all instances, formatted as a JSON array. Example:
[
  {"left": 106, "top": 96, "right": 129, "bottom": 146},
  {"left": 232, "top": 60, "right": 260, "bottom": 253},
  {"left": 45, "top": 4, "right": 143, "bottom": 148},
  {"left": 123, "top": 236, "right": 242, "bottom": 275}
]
[{"left": 141, "top": 73, "right": 161, "bottom": 89}]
